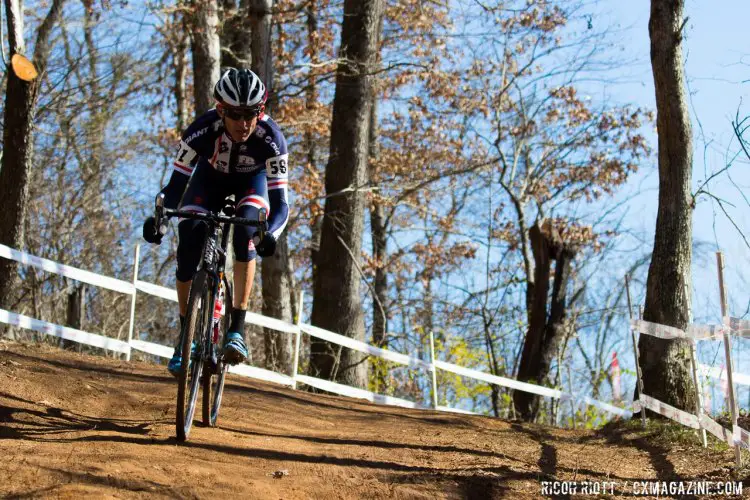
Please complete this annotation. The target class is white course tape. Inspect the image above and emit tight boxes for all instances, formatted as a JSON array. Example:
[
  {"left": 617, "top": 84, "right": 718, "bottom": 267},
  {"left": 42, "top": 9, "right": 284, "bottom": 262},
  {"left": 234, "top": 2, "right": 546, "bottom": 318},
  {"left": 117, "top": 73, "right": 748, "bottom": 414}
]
[
  {"left": 686, "top": 324, "right": 726, "bottom": 340},
  {"left": 698, "top": 364, "right": 750, "bottom": 387},
  {"left": 700, "top": 414, "right": 733, "bottom": 446},
  {"left": 0, "top": 242, "right": 631, "bottom": 420},
  {"left": 0, "top": 243, "right": 134, "bottom": 295},
  {"left": 435, "top": 360, "right": 560, "bottom": 398},
  {"left": 436, "top": 405, "right": 479, "bottom": 415},
  {"left": 295, "top": 374, "right": 428, "bottom": 410},
  {"left": 434, "top": 359, "right": 631, "bottom": 417},
  {"left": 128, "top": 339, "right": 295, "bottom": 387},
  {"left": 135, "top": 280, "right": 177, "bottom": 302},
  {"left": 301, "top": 323, "right": 430, "bottom": 370},
  {"left": 229, "top": 363, "right": 295, "bottom": 387},
  {"left": 734, "top": 426, "right": 750, "bottom": 449},
  {"left": 130, "top": 339, "right": 173, "bottom": 359},
  {"left": 725, "top": 316, "right": 750, "bottom": 338},
  {"left": 0, "top": 309, "right": 130, "bottom": 354},
  {"left": 135, "top": 279, "right": 298, "bottom": 335},
  {"left": 246, "top": 311, "right": 299, "bottom": 335},
  {"left": 640, "top": 394, "right": 699, "bottom": 429},
  {"left": 134, "top": 279, "right": 298, "bottom": 335},
  {"left": 565, "top": 394, "right": 633, "bottom": 418},
  {"left": 632, "top": 319, "right": 725, "bottom": 341},
  {"left": 130, "top": 338, "right": 295, "bottom": 386},
  {"left": 632, "top": 319, "right": 689, "bottom": 340}
]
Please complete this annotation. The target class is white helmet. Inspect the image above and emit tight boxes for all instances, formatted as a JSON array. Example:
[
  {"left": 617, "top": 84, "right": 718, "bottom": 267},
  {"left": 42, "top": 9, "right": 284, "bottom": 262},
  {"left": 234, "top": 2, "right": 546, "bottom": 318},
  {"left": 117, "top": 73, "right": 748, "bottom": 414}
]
[{"left": 213, "top": 68, "right": 267, "bottom": 108}]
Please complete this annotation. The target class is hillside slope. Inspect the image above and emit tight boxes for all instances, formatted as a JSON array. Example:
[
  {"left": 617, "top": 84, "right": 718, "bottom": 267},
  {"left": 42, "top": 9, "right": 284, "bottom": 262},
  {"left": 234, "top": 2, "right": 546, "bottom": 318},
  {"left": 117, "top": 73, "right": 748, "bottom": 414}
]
[{"left": 0, "top": 341, "right": 746, "bottom": 499}]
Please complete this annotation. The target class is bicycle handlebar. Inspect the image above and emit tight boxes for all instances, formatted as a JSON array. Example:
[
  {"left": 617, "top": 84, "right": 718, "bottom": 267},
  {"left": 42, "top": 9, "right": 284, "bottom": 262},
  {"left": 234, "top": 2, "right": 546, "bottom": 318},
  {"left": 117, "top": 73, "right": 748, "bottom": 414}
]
[
  {"left": 164, "top": 208, "right": 267, "bottom": 228},
  {"left": 153, "top": 193, "right": 268, "bottom": 239}
]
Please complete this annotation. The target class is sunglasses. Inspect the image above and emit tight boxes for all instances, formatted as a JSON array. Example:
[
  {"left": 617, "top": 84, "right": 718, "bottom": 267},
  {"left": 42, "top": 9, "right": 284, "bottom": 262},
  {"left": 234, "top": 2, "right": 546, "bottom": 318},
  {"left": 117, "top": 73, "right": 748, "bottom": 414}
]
[{"left": 221, "top": 106, "right": 262, "bottom": 121}]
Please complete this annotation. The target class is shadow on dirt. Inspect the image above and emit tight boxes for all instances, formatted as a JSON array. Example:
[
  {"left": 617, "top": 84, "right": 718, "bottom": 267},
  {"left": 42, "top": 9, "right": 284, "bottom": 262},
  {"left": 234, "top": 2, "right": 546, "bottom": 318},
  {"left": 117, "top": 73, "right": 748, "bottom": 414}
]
[
  {"left": 508, "top": 422, "right": 660, "bottom": 484},
  {"left": 5, "top": 466, "right": 190, "bottom": 499},
  {"left": 380, "top": 467, "right": 525, "bottom": 499},
  {"left": 596, "top": 422, "right": 683, "bottom": 483},
  {"left": 0, "top": 392, "right": 157, "bottom": 440},
  {"left": 0, "top": 388, "right": 490, "bottom": 477},
  {"left": 3, "top": 351, "right": 175, "bottom": 384},
  {"left": 510, "top": 423, "right": 557, "bottom": 479},
  {"left": 221, "top": 424, "right": 526, "bottom": 464},
  {"left": 65, "top": 432, "right": 454, "bottom": 473},
  {"left": 226, "top": 381, "right": 476, "bottom": 427}
]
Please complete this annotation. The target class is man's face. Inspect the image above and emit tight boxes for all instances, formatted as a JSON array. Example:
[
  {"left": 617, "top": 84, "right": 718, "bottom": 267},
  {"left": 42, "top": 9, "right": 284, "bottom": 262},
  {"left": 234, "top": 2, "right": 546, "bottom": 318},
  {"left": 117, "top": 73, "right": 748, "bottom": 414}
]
[{"left": 218, "top": 105, "right": 260, "bottom": 142}]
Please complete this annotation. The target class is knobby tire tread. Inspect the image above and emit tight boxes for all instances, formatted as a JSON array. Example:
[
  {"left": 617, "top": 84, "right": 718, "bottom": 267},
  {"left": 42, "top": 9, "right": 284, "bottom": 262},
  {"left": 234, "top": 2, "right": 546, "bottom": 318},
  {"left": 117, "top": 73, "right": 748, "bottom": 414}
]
[
  {"left": 204, "top": 277, "right": 233, "bottom": 427},
  {"left": 176, "top": 270, "right": 208, "bottom": 441}
]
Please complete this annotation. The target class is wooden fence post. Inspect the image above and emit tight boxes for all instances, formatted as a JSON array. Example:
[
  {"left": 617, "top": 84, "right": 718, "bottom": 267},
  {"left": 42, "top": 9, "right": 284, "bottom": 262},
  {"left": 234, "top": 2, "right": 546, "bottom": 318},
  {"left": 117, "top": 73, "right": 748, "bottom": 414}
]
[
  {"left": 429, "top": 331, "right": 439, "bottom": 409},
  {"left": 126, "top": 244, "right": 140, "bottom": 362},
  {"left": 717, "top": 252, "right": 742, "bottom": 466},
  {"left": 292, "top": 290, "right": 304, "bottom": 390},
  {"left": 625, "top": 274, "right": 647, "bottom": 428}
]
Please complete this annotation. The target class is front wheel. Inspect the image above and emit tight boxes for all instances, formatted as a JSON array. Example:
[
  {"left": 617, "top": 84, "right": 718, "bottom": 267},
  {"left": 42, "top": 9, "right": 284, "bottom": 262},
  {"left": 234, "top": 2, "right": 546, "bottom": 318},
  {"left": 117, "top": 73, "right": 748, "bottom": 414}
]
[
  {"left": 204, "top": 364, "right": 229, "bottom": 427},
  {"left": 176, "top": 270, "right": 210, "bottom": 442},
  {"left": 203, "top": 276, "right": 233, "bottom": 427}
]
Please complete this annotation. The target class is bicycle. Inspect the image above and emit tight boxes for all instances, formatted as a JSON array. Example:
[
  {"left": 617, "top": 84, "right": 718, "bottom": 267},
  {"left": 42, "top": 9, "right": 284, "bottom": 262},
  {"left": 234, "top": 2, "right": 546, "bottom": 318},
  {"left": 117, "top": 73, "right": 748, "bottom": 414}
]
[{"left": 153, "top": 193, "right": 267, "bottom": 441}]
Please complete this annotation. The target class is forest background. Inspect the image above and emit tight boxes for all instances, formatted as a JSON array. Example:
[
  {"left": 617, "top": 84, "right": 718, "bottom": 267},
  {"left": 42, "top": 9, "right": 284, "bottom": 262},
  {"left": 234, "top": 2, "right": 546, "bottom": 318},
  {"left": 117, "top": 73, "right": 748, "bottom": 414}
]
[{"left": 1, "top": 0, "right": 749, "bottom": 427}]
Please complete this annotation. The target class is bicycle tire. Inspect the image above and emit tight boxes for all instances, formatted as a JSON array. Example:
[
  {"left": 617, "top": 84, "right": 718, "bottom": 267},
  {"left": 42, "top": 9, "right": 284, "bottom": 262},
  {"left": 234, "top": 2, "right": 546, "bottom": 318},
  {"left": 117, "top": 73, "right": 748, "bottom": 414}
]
[
  {"left": 205, "top": 363, "right": 229, "bottom": 427},
  {"left": 176, "top": 270, "right": 209, "bottom": 441},
  {"left": 203, "top": 276, "right": 233, "bottom": 427},
  {"left": 201, "top": 359, "right": 212, "bottom": 426}
]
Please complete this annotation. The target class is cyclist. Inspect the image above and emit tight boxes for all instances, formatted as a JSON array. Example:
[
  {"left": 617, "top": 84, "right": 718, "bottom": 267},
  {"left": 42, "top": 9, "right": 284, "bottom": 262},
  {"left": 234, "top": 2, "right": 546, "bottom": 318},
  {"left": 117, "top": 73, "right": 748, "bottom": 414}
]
[{"left": 142, "top": 68, "right": 290, "bottom": 376}]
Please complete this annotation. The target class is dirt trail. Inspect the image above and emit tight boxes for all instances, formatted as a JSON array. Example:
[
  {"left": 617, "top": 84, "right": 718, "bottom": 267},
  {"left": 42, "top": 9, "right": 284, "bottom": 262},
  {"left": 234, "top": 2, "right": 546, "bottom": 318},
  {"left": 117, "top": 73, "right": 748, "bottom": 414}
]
[{"left": 0, "top": 341, "right": 746, "bottom": 499}]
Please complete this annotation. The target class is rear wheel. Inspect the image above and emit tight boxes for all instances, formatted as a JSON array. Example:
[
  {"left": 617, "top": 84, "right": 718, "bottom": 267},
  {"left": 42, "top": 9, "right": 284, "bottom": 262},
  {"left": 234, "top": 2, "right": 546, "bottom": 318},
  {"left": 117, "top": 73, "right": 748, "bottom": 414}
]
[
  {"left": 176, "top": 270, "right": 210, "bottom": 441},
  {"left": 203, "top": 276, "right": 233, "bottom": 427}
]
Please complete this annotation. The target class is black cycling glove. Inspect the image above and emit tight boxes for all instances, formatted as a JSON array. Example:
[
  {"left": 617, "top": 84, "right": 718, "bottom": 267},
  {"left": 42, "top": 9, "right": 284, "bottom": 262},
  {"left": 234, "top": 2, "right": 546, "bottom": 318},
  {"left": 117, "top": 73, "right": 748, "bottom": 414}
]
[
  {"left": 256, "top": 233, "right": 276, "bottom": 257},
  {"left": 142, "top": 217, "right": 163, "bottom": 245}
]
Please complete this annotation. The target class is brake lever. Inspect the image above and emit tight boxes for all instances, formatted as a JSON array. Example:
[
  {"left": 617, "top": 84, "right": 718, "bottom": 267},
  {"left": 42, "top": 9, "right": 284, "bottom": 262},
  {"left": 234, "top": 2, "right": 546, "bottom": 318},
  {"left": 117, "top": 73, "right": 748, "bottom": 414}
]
[
  {"left": 155, "top": 193, "right": 167, "bottom": 236},
  {"left": 258, "top": 208, "right": 267, "bottom": 240}
]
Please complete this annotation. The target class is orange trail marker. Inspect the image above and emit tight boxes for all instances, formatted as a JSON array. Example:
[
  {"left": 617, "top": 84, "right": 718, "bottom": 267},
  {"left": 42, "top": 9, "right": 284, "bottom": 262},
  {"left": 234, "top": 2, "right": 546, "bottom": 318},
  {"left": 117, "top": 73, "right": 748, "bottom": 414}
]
[{"left": 11, "top": 53, "right": 38, "bottom": 82}]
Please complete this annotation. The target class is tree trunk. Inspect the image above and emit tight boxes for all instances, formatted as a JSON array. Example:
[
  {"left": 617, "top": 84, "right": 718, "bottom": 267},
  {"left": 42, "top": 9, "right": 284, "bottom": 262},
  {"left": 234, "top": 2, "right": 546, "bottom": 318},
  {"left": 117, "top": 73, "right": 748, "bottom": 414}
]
[
  {"left": 191, "top": 0, "right": 221, "bottom": 115},
  {"left": 172, "top": 14, "right": 190, "bottom": 131},
  {"left": 0, "top": 0, "right": 66, "bottom": 313},
  {"left": 306, "top": 2, "right": 323, "bottom": 292},
  {"left": 63, "top": 284, "right": 85, "bottom": 351},
  {"left": 370, "top": 202, "right": 387, "bottom": 347},
  {"left": 220, "top": 0, "right": 251, "bottom": 68},
  {"left": 368, "top": 64, "right": 388, "bottom": 391},
  {"left": 261, "top": 237, "right": 294, "bottom": 372},
  {"left": 79, "top": 0, "right": 115, "bottom": 276},
  {"left": 638, "top": 0, "right": 695, "bottom": 413},
  {"left": 304, "top": 3, "right": 321, "bottom": 369},
  {"left": 481, "top": 312, "right": 502, "bottom": 417},
  {"left": 249, "top": 0, "right": 273, "bottom": 105},
  {"left": 310, "top": 0, "right": 384, "bottom": 388},
  {"left": 514, "top": 221, "right": 579, "bottom": 421},
  {"left": 243, "top": 0, "right": 293, "bottom": 374}
]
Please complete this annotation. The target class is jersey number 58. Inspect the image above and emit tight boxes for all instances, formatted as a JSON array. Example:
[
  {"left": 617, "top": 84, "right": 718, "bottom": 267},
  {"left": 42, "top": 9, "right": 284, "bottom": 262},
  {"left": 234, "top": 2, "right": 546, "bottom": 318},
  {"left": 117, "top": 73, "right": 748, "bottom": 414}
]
[{"left": 268, "top": 158, "right": 287, "bottom": 175}]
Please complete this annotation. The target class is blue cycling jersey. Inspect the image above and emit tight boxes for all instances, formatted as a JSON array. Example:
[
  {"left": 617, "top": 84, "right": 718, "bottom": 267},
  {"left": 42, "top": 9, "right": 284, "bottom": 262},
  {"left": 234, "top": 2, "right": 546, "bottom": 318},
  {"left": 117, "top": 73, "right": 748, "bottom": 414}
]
[{"left": 160, "top": 109, "right": 290, "bottom": 239}]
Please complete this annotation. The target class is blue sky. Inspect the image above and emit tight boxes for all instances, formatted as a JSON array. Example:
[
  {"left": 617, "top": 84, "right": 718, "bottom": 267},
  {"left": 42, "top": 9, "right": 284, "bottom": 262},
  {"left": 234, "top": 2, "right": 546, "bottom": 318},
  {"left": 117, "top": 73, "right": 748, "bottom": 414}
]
[
  {"left": 586, "top": 0, "right": 750, "bottom": 408},
  {"left": 592, "top": 0, "right": 750, "bottom": 323}
]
